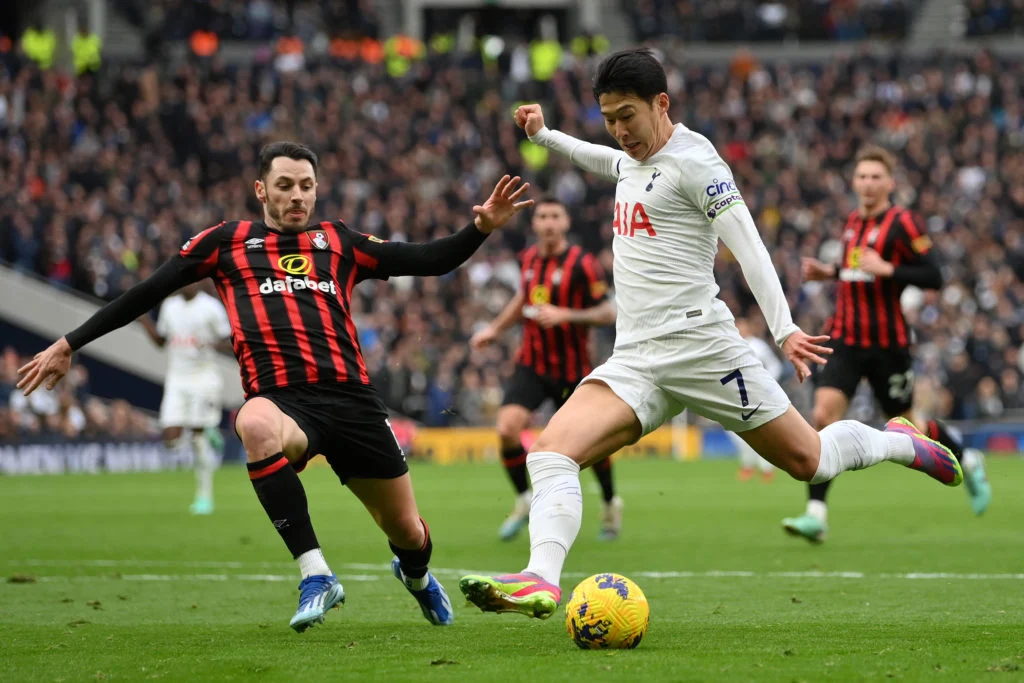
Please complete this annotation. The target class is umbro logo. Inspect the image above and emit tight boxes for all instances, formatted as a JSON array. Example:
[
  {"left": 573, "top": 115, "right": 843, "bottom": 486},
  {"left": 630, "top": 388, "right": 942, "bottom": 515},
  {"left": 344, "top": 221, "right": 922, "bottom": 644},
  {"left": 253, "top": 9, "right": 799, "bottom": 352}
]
[{"left": 246, "top": 238, "right": 265, "bottom": 249}]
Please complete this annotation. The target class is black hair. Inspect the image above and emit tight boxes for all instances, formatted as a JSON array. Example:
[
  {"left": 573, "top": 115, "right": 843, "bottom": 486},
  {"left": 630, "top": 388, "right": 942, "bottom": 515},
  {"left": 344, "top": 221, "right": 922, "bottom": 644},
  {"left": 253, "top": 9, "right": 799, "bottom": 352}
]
[
  {"left": 592, "top": 48, "right": 667, "bottom": 103},
  {"left": 258, "top": 141, "right": 319, "bottom": 180}
]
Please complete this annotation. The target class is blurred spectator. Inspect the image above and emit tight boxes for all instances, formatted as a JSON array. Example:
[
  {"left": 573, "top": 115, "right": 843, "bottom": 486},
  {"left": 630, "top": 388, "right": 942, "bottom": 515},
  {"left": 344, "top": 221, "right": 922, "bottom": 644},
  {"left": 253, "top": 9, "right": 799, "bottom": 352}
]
[
  {"left": 20, "top": 19, "right": 55, "bottom": 71},
  {"left": 625, "top": 0, "right": 913, "bottom": 42},
  {"left": 965, "top": 0, "right": 1024, "bottom": 36},
  {"left": 71, "top": 21, "right": 102, "bottom": 76}
]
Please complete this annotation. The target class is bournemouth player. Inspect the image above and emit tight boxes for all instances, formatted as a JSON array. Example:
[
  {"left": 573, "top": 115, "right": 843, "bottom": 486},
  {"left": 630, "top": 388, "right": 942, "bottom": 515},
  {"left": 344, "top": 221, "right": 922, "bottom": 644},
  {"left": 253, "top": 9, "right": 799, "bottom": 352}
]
[
  {"left": 458, "top": 49, "right": 962, "bottom": 620},
  {"left": 781, "top": 146, "right": 991, "bottom": 543},
  {"left": 470, "top": 197, "right": 620, "bottom": 541},
  {"left": 139, "top": 281, "right": 232, "bottom": 515},
  {"left": 17, "top": 142, "right": 534, "bottom": 631}
]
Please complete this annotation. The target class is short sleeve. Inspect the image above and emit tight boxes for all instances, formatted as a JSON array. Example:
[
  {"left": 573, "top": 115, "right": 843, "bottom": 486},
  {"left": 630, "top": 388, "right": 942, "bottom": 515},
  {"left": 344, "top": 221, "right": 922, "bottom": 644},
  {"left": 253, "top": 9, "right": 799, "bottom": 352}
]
[
  {"left": 895, "top": 211, "right": 932, "bottom": 259},
  {"left": 576, "top": 253, "right": 609, "bottom": 306},
  {"left": 178, "top": 222, "right": 227, "bottom": 279},
  {"left": 343, "top": 225, "right": 390, "bottom": 282}
]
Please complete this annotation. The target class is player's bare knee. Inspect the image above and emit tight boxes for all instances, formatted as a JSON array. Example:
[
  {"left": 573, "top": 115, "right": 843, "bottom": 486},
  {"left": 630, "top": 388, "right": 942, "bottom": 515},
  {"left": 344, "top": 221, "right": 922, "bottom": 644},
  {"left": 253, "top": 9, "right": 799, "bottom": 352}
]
[
  {"left": 497, "top": 419, "right": 523, "bottom": 446},
  {"left": 161, "top": 426, "right": 183, "bottom": 449},
  {"left": 812, "top": 404, "right": 840, "bottom": 430},
  {"left": 235, "top": 404, "right": 283, "bottom": 461},
  {"left": 780, "top": 445, "right": 819, "bottom": 482},
  {"left": 496, "top": 407, "right": 528, "bottom": 446},
  {"left": 528, "top": 430, "right": 568, "bottom": 457},
  {"left": 387, "top": 514, "right": 427, "bottom": 549}
]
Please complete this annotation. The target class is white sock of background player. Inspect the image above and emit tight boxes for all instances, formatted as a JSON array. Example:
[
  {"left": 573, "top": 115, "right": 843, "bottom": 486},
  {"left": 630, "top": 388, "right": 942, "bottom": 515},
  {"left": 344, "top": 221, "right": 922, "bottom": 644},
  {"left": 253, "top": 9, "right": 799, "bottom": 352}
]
[{"left": 191, "top": 430, "right": 217, "bottom": 502}]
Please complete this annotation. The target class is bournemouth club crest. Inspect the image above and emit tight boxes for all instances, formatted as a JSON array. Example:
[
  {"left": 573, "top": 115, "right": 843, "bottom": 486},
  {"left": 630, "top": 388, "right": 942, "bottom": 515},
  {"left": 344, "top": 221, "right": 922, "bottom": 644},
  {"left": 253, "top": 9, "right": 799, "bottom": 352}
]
[{"left": 308, "top": 230, "right": 330, "bottom": 250}]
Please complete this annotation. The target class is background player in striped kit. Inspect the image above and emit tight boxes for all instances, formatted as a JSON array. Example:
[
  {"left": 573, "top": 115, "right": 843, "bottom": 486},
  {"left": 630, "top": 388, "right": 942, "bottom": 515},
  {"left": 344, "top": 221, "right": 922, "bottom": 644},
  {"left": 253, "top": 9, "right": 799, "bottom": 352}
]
[
  {"left": 783, "top": 146, "right": 991, "bottom": 543},
  {"left": 17, "top": 141, "right": 534, "bottom": 632},
  {"left": 471, "top": 197, "right": 620, "bottom": 541}
]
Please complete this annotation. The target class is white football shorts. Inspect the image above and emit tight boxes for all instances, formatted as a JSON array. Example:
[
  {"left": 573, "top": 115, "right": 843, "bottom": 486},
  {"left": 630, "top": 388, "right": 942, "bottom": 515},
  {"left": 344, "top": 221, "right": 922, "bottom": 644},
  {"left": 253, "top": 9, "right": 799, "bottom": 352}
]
[
  {"left": 159, "top": 377, "right": 222, "bottom": 429},
  {"left": 581, "top": 321, "right": 791, "bottom": 435}
]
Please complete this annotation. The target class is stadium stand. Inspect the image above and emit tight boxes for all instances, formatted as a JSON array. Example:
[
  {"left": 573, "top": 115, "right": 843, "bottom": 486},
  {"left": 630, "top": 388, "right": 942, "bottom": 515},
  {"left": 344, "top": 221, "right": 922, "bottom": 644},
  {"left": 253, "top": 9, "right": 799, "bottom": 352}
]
[
  {"left": 2, "top": 3, "right": 1024, "bottom": 443},
  {"left": 964, "top": 0, "right": 1024, "bottom": 36},
  {"left": 626, "top": 0, "right": 916, "bottom": 43}
]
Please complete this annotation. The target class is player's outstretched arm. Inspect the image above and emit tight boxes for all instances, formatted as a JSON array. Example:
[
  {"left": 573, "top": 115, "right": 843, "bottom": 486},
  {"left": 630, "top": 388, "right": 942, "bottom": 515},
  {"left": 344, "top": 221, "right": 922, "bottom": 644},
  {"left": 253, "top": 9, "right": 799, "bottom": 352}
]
[
  {"left": 368, "top": 175, "right": 533, "bottom": 278},
  {"left": 17, "top": 254, "right": 211, "bottom": 396},
  {"left": 534, "top": 300, "right": 616, "bottom": 329},
  {"left": 514, "top": 104, "right": 626, "bottom": 182},
  {"left": 471, "top": 290, "right": 526, "bottom": 350},
  {"left": 715, "top": 205, "right": 831, "bottom": 382}
]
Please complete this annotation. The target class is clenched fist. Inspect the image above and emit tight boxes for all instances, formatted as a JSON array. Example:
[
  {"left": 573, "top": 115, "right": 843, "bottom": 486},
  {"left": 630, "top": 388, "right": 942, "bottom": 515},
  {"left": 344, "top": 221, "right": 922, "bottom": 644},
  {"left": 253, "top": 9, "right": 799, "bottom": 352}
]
[{"left": 513, "top": 104, "right": 546, "bottom": 137}]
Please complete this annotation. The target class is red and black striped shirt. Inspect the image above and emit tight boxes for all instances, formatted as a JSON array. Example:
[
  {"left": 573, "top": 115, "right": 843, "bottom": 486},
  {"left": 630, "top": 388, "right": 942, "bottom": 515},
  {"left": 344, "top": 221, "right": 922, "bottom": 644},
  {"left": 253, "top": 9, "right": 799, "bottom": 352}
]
[
  {"left": 65, "top": 219, "right": 490, "bottom": 397},
  {"left": 516, "top": 244, "right": 609, "bottom": 384},
  {"left": 830, "top": 206, "right": 939, "bottom": 349}
]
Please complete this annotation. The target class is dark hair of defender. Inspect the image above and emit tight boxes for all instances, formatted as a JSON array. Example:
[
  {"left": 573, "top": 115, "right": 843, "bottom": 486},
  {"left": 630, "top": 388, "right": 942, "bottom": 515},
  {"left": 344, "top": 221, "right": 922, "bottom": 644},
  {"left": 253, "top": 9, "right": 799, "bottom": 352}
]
[{"left": 258, "top": 141, "right": 319, "bottom": 180}]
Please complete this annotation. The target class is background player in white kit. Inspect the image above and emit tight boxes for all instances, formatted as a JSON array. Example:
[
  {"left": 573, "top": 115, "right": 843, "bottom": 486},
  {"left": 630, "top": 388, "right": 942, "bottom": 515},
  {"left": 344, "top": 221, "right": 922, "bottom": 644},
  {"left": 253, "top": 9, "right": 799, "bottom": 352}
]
[
  {"left": 460, "top": 48, "right": 963, "bottom": 620},
  {"left": 730, "top": 317, "right": 781, "bottom": 482},
  {"left": 140, "top": 282, "right": 231, "bottom": 515}
]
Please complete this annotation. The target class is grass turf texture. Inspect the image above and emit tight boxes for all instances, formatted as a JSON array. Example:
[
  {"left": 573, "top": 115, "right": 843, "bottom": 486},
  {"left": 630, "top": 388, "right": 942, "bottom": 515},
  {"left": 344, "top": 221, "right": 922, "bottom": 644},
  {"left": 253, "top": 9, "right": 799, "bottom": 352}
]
[{"left": 2, "top": 457, "right": 1023, "bottom": 682}]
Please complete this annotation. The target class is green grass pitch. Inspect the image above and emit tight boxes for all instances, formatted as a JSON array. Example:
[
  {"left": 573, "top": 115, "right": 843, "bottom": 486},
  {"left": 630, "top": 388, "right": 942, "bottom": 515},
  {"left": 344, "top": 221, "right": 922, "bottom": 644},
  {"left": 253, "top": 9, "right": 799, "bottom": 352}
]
[{"left": 3, "top": 457, "right": 1023, "bottom": 682}]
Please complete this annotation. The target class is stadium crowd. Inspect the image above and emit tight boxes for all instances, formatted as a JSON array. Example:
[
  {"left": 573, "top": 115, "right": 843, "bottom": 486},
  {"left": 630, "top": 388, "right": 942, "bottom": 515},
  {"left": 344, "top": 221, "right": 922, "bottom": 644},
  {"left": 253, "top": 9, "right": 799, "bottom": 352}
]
[
  {"left": 0, "top": 346, "right": 159, "bottom": 443},
  {"left": 2, "top": 26, "right": 1024, "bottom": 438},
  {"left": 626, "top": 0, "right": 914, "bottom": 43},
  {"left": 964, "top": 0, "right": 1024, "bottom": 36}
]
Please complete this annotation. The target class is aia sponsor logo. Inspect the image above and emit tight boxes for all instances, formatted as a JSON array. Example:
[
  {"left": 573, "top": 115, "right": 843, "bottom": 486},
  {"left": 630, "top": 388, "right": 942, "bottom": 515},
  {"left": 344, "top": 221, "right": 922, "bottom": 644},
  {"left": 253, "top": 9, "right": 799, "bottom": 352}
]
[{"left": 613, "top": 201, "right": 657, "bottom": 237}]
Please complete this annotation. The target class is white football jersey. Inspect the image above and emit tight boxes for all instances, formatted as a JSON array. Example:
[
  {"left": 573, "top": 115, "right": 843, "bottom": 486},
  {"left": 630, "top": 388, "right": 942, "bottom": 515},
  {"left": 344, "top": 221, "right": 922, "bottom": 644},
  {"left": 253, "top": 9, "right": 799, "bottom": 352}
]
[
  {"left": 533, "top": 122, "right": 799, "bottom": 349},
  {"left": 156, "top": 292, "right": 231, "bottom": 383},
  {"left": 607, "top": 124, "right": 746, "bottom": 345}
]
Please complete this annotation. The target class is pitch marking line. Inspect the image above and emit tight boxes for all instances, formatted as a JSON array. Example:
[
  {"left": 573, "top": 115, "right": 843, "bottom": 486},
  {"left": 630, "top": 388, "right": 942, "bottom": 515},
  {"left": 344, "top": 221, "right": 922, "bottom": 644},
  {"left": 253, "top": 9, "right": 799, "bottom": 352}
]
[{"left": 9, "top": 560, "right": 1024, "bottom": 581}]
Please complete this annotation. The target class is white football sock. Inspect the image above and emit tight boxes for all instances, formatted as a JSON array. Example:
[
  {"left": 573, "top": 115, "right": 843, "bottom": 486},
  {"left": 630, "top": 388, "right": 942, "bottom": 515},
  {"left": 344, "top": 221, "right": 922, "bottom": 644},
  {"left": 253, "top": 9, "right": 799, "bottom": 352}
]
[
  {"left": 522, "top": 452, "right": 582, "bottom": 587},
  {"left": 518, "top": 490, "right": 533, "bottom": 505},
  {"left": 297, "top": 548, "right": 331, "bottom": 579},
  {"left": 757, "top": 455, "right": 774, "bottom": 474},
  {"left": 806, "top": 499, "right": 828, "bottom": 523},
  {"left": 812, "top": 421, "right": 915, "bottom": 484},
  {"left": 191, "top": 431, "right": 217, "bottom": 501}
]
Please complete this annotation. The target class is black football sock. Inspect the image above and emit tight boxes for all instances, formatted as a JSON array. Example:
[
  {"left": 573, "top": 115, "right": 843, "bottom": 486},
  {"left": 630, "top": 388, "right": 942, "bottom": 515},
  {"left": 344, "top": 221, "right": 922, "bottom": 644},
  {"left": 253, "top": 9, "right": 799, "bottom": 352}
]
[
  {"left": 592, "top": 457, "right": 616, "bottom": 503},
  {"left": 808, "top": 481, "right": 831, "bottom": 503},
  {"left": 925, "top": 419, "right": 964, "bottom": 463},
  {"left": 390, "top": 518, "right": 432, "bottom": 580},
  {"left": 501, "top": 445, "right": 530, "bottom": 494},
  {"left": 248, "top": 453, "right": 320, "bottom": 559}
]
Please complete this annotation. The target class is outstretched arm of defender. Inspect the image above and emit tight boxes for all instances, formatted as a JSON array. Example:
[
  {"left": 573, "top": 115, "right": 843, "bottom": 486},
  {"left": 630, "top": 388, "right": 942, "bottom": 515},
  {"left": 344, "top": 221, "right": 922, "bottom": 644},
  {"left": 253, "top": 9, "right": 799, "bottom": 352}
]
[
  {"left": 716, "top": 205, "right": 832, "bottom": 383},
  {"left": 17, "top": 259, "right": 199, "bottom": 395},
  {"left": 471, "top": 290, "right": 526, "bottom": 349},
  {"left": 514, "top": 105, "right": 626, "bottom": 182},
  {"left": 369, "top": 175, "right": 533, "bottom": 278}
]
